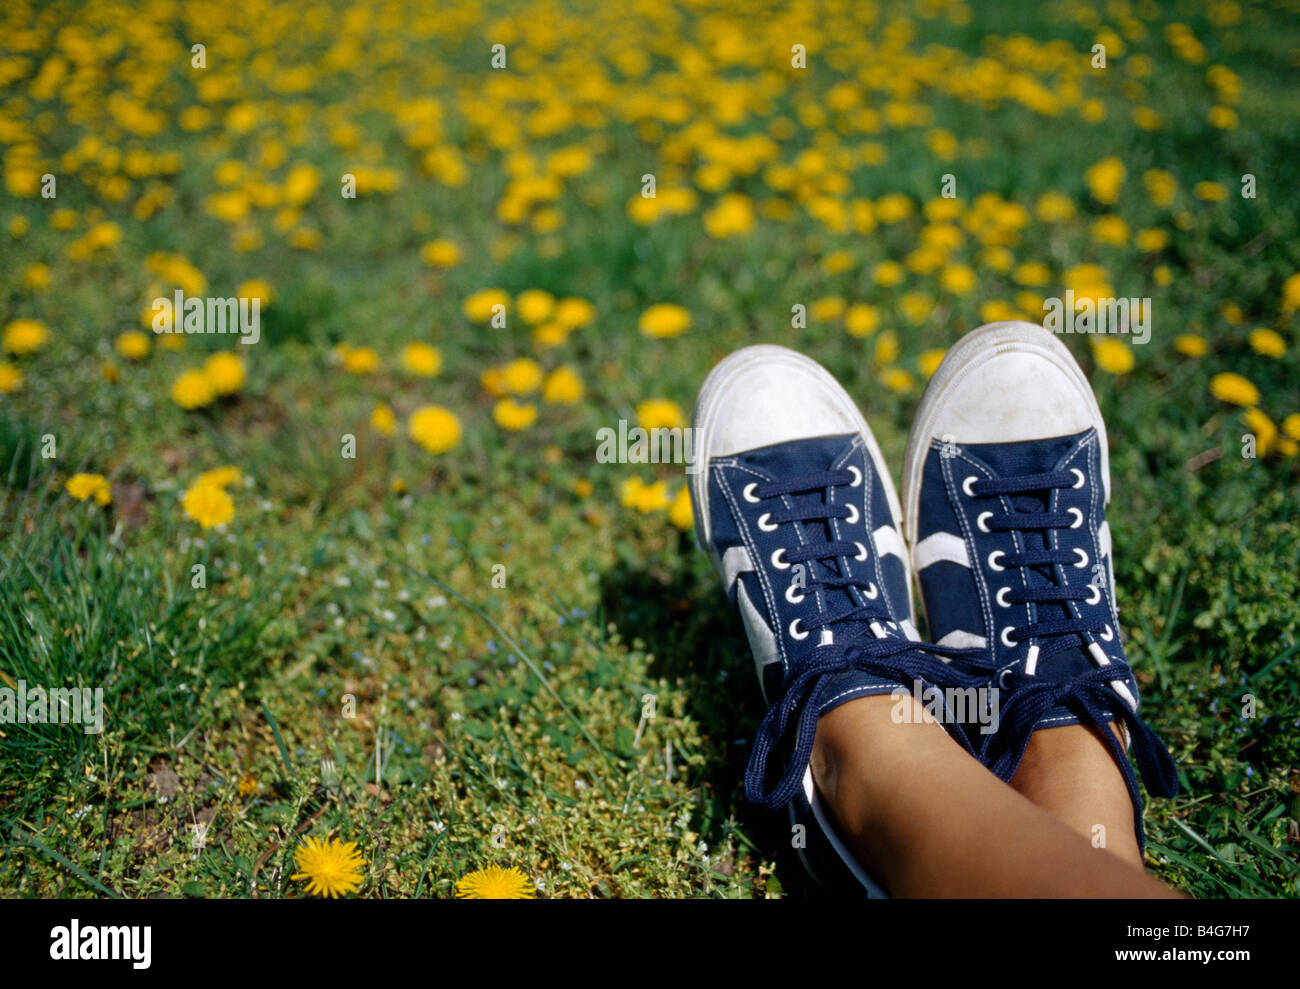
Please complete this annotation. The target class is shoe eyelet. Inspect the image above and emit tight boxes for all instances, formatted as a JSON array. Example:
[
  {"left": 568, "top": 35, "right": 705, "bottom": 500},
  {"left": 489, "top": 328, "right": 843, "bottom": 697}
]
[
  {"left": 1086, "top": 584, "right": 1102, "bottom": 605},
  {"left": 854, "top": 541, "right": 868, "bottom": 561},
  {"left": 1100, "top": 624, "right": 1114, "bottom": 641},
  {"left": 988, "top": 550, "right": 1006, "bottom": 572},
  {"left": 785, "top": 584, "right": 806, "bottom": 605},
  {"left": 1068, "top": 507, "right": 1084, "bottom": 529},
  {"left": 789, "top": 618, "right": 809, "bottom": 641},
  {"left": 757, "top": 513, "right": 777, "bottom": 532},
  {"left": 743, "top": 482, "right": 761, "bottom": 504},
  {"left": 997, "top": 668, "right": 1012, "bottom": 689},
  {"left": 976, "top": 511, "right": 993, "bottom": 533},
  {"left": 862, "top": 582, "right": 878, "bottom": 600},
  {"left": 1071, "top": 468, "right": 1086, "bottom": 489},
  {"left": 1074, "top": 547, "right": 1089, "bottom": 568},
  {"left": 847, "top": 465, "right": 862, "bottom": 487},
  {"left": 995, "top": 587, "right": 1012, "bottom": 608},
  {"left": 771, "top": 548, "right": 790, "bottom": 570},
  {"left": 962, "top": 475, "right": 979, "bottom": 497},
  {"left": 843, "top": 503, "right": 859, "bottom": 525},
  {"left": 1000, "top": 626, "right": 1018, "bottom": 648}
]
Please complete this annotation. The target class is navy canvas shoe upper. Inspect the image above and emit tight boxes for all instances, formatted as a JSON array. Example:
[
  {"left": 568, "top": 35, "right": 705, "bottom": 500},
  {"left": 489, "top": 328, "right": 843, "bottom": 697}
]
[
  {"left": 690, "top": 345, "right": 985, "bottom": 895},
  {"left": 903, "top": 322, "right": 1178, "bottom": 847}
]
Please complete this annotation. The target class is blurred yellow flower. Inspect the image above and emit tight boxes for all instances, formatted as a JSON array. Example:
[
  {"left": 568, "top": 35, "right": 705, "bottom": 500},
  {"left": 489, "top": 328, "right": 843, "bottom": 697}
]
[
  {"left": 918, "top": 349, "right": 947, "bottom": 378},
  {"left": 182, "top": 479, "right": 234, "bottom": 528},
  {"left": 636, "top": 399, "right": 685, "bottom": 430},
  {"left": 1243, "top": 407, "right": 1276, "bottom": 457},
  {"left": 501, "top": 357, "right": 542, "bottom": 394},
  {"left": 401, "top": 342, "right": 442, "bottom": 377},
  {"left": 542, "top": 366, "right": 584, "bottom": 404},
  {"left": 620, "top": 476, "right": 671, "bottom": 513},
  {"left": 342, "top": 346, "right": 379, "bottom": 375},
  {"left": 463, "top": 289, "right": 509, "bottom": 322},
  {"left": 23, "top": 263, "right": 51, "bottom": 290},
  {"left": 1209, "top": 372, "right": 1260, "bottom": 407},
  {"left": 1173, "top": 334, "right": 1207, "bottom": 357},
  {"left": 421, "top": 239, "right": 461, "bottom": 268},
  {"left": 408, "top": 405, "right": 462, "bottom": 454},
  {"left": 171, "top": 369, "right": 216, "bottom": 409},
  {"left": 204, "top": 352, "right": 245, "bottom": 395},
  {"left": 516, "top": 289, "right": 556, "bottom": 325},
  {"left": 703, "top": 194, "right": 755, "bottom": 238},
  {"left": 1194, "top": 181, "right": 1227, "bottom": 202},
  {"left": 1091, "top": 338, "right": 1135, "bottom": 374},
  {"left": 115, "top": 331, "right": 151, "bottom": 360},
  {"left": 844, "top": 303, "right": 880, "bottom": 338},
  {"left": 0, "top": 362, "right": 23, "bottom": 393},
  {"left": 65, "top": 473, "right": 112, "bottom": 506},
  {"left": 371, "top": 402, "right": 396, "bottom": 436},
  {"left": 1248, "top": 328, "right": 1285, "bottom": 358},
  {"left": 639, "top": 304, "right": 691, "bottom": 339},
  {"left": 3, "top": 318, "right": 49, "bottom": 355},
  {"left": 554, "top": 297, "right": 595, "bottom": 328},
  {"left": 237, "top": 279, "right": 274, "bottom": 305},
  {"left": 1084, "top": 157, "right": 1125, "bottom": 204},
  {"left": 1282, "top": 273, "right": 1300, "bottom": 314},
  {"left": 494, "top": 398, "right": 537, "bottom": 430}
]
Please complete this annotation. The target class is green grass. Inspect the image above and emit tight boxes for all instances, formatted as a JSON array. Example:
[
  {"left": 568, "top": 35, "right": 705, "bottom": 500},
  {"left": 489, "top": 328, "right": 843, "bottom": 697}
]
[{"left": 1, "top": 0, "right": 1298, "bottom": 898}]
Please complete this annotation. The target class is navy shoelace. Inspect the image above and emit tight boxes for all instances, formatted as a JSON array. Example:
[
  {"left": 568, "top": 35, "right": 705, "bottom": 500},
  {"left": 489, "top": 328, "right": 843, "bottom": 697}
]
[
  {"left": 969, "top": 469, "right": 1178, "bottom": 839},
  {"left": 741, "top": 467, "right": 986, "bottom": 808}
]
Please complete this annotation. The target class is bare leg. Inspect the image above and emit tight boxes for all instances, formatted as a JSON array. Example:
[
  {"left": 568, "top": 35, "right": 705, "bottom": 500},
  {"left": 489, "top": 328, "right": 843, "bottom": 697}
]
[
  {"left": 1009, "top": 722, "right": 1143, "bottom": 868},
  {"left": 811, "top": 694, "right": 1180, "bottom": 897}
]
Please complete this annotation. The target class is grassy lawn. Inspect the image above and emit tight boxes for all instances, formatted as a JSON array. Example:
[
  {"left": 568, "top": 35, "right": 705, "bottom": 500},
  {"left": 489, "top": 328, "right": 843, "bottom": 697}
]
[{"left": 1, "top": 0, "right": 1298, "bottom": 898}]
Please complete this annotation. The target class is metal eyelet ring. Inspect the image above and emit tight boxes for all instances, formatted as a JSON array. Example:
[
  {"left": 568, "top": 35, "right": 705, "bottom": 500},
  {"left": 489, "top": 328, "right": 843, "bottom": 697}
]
[
  {"left": 789, "top": 618, "right": 809, "bottom": 641},
  {"left": 843, "top": 503, "right": 859, "bottom": 525},
  {"left": 1071, "top": 468, "right": 1086, "bottom": 489},
  {"left": 742, "top": 482, "right": 761, "bottom": 504},
  {"left": 1100, "top": 624, "right": 1114, "bottom": 641},
  {"left": 785, "top": 584, "right": 806, "bottom": 605},
  {"left": 1000, "top": 626, "right": 1017, "bottom": 648},
  {"left": 1086, "top": 584, "right": 1102, "bottom": 605},
  {"left": 988, "top": 550, "right": 1006, "bottom": 572},
  {"left": 771, "top": 548, "right": 790, "bottom": 569},
  {"left": 1068, "top": 507, "right": 1084, "bottom": 529},
  {"left": 997, "top": 668, "right": 1012, "bottom": 689},
  {"left": 862, "top": 582, "right": 878, "bottom": 600},
  {"left": 854, "top": 541, "right": 868, "bottom": 561},
  {"left": 847, "top": 465, "right": 863, "bottom": 487},
  {"left": 962, "top": 475, "right": 979, "bottom": 497},
  {"left": 977, "top": 511, "right": 993, "bottom": 533},
  {"left": 757, "top": 513, "right": 777, "bottom": 532},
  {"left": 995, "top": 587, "right": 1012, "bottom": 608},
  {"left": 1074, "top": 547, "right": 1089, "bottom": 568}
]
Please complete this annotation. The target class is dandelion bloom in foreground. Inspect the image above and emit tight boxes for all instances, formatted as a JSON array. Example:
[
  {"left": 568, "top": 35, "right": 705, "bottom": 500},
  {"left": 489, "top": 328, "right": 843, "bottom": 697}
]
[
  {"left": 65, "top": 473, "right": 112, "bottom": 506},
  {"left": 1092, "top": 338, "right": 1135, "bottom": 375},
  {"left": 182, "top": 478, "right": 235, "bottom": 529},
  {"left": 292, "top": 836, "right": 365, "bottom": 899},
  {"left": 3, "top": 318, "right": 50, "bottom": 355},
  {"left": 171, "top": 368, "right": 216, "bottom": 409},
  {"left": 638, "top": 303, "right": 691, "bottom": 339},
  {"left": 455, "top": 866, "right": 536, "bottom": 899}
]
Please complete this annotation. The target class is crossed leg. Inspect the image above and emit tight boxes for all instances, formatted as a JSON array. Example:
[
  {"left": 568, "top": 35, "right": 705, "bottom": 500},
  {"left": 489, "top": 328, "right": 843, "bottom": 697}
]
[{"left": 810, "top": 694, "right": 1180, "bottom": 897}]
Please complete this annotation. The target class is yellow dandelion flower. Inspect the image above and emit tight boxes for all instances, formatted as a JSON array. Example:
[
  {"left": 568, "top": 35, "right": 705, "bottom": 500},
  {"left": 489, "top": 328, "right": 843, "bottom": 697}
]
[
  {"left": 1209, "top": 372, "right": 1260, "bottom": 407},
  {"left": 1135, "top": 229, "right": 1169, "bottom": 252},
  {"left": 115, "top": 331, "right": 151, "bottom": 360},
  {"left": 1282, "top": 273, "right": 1300, "bottom": 314},
  {"left": 516, "top": 289, "right": 556, "bottom": 325},
  {"left": 493, "top": 398, "right": 537, "bottom": 430},
  {"left": 65, "top": 473, "right": 112, "bottom": 506},
  {"left": 620, "top": 477, "right": 671, "bottom": 513},
  {"left": 1282, "top": 414, "right": 1300, "bottom": 442},
  {"left": 635, "top": 399, "right": 685, "bottom": 431},
  {"left": 194, "top": 466, "right": 242, "bottom": 490},
  {"left": 844, "top": 303, "right": 880, "bottom": 338},
  {"left": 3, "top": 318, "right": 49, "bottom": 355},
  {"left": 237, "top": 279, "right": 274, "bottom": 306},
  {"left": 421, "top": 239, "right": 461, "bottom": 268},
  {"left": 1243, "top": 407, "right": 1277, "bottom": 457},
  {"left": 462, "top": 289, "right": 509, "bottom": 323},
  {"left": 409, "top": 405, "right": 462, "bottom": 454},
  {"left": 882, "top": 367, "right": 915, "bottom": 393},
  {"left": 873, "top": 261, "right": 905, "bottom": 287},
  {"left": 23, "top": 262, "right": 51, "bottom": 291},
  {"left": 342, "top": 346, "right": 379, "bottom": 374},
  {"left": 501, "top": 358, "right": 542, "bottom": 394},
  {"left": 371, "top": 402, "right": 397, "bottom": 436},
  {"left": 811, "top": 297, "right": 845, "bottom": 322},
  {"left": 1248, "top": 328, "right": 1285, "bottom": 358},
  {"left": 532, "top": 322, "right": 571, "bottom": 349},
  {"left": 1092, "top": 338, "right": 1135, "bottom": 375},
  {"left": 171, "top": 369, "right": 216, "bottom": 410},
  {"left": 1084, "top": 157, "right": 1125, "bottom": 205},
  {"left": 1194, "top": 181, "right": 1227, "bottom": 202},
  {"left": 182, "top": 480, "right": 234, "bottom": 529},
  {"left": 639, "top": 304, "right": 691, "bottom": 339},
  {"left": 401, "top": 342, "right": 442, "bottom": 377},
  {"left": 237, "top": 775, "right": 258, "bottom": 797},
  {"left": 0, "top": 362, "right": 25, "bottom": 393},
  {"left": 542, "top": 366, "right": 584, "bottom": 404},
  {"left": 554, "top": 297, "right": 594, "bottom": 329},
  {"left": 292, "top": 836, "right": 365, "bottom": 899},
  {"left": 1173, "top": 334, "right": 1207, "bottom": 357},
  {"left": 203, "top": 352, "right": 246, "bottom": 395},
  {"left": 454, "top": 865, "right": 535, "bottom": 900},
  {"left": 918, "top": 349, "right": 947, "bottom": 378}
]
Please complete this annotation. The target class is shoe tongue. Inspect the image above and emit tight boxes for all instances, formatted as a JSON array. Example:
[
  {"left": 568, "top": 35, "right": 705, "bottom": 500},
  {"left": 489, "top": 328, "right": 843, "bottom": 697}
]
[
  {"left": 964, "top": 433, "right": 1087, "bottom": 665},
  {"left": 735, "top": 434, "right": 880, "bottom": 648}
]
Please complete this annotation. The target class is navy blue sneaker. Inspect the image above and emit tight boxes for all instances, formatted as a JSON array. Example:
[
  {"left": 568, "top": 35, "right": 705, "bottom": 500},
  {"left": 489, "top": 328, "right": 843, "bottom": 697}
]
[
  {"left": 901, "top": 321, "right": 1178, "bottom": 847},
  {"left": 690, "top": 345, "right": 983, "bottom": 895}
]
